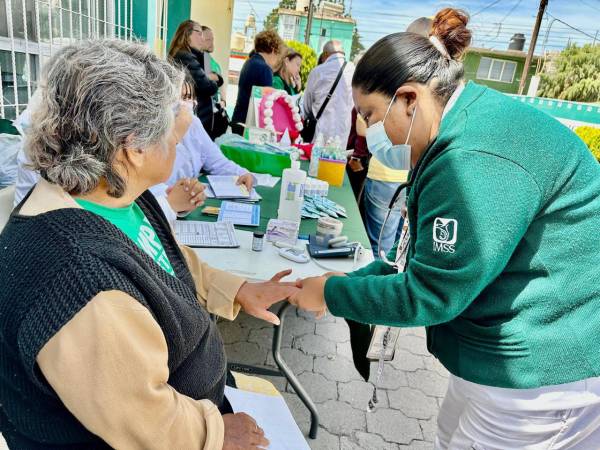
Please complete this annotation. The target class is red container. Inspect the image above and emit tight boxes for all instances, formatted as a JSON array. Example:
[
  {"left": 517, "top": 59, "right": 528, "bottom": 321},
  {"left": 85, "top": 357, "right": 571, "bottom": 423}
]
[{"left": 293, "top": 143, "right": 314, "bottom": 160}]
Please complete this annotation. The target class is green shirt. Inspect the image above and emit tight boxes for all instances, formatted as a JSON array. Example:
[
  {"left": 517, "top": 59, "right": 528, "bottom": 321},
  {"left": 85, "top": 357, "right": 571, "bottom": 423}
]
[
  {"left": 210, "top": 56, "right": 222, "bottom": 102},
  {"left": 272, "top": 74, "right": 297, "bottom": 96},
  {"left": 75, "top": 198, "right": 175, "bottom": 276},
  {"left": 325, "top": 81, "right": 600, "bottom": 389}
]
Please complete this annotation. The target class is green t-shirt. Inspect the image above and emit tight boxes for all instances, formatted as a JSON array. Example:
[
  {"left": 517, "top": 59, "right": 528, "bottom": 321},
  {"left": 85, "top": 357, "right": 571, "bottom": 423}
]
[
  {"left": 210, "top": 56, "right": 222, "bottom": 102},
  {"left": 75, "top": 198, "right": 175, "bottom": 276}
]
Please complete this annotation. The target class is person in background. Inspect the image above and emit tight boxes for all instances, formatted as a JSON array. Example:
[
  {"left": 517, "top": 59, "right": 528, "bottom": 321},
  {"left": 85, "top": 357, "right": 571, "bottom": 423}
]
[
  {"left": 169, "top": 20, "right": 224, "bottom": 140},
  {"left": 273, "top": 48, "right": 302, "bottom": 95},
  {"left": 232, "top": 30, "right": 284, "bottom": 136},
  {"left": 291, "top": 8, "right": 600, "bottom": 447},
  {"left": 346, "top": 108, "right": 369, "bottom": 199},
  {"left": 151, "top": 78, "right": 255, "bottom": 223},
  {"left": 0, "top": 39, "right": 299, "bottom": 450},
  {"left": 198, "top": 25, "right": 230, "bottom": 140},
  {"left": 303, "top": 40, "right": 355, "bottom": 144}
]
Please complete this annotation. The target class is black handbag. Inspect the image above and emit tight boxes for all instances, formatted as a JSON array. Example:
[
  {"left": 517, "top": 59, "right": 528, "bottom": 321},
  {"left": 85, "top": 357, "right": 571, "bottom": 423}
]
[
  {"left": 210, "top": 102, "right": 230, "bottom": 140},
  {"left": 301, "top": 61, "right": 347, "bottom": 143}
]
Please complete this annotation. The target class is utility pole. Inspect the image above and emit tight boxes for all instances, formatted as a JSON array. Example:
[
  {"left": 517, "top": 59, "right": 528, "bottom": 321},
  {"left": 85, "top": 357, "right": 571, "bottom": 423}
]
[
  {"left": 518, "top": 0, "right": 548, "bottom": 95},
  {"left": 305, "top": 0, "right": 315, "bottom": 45},
  {"left": 593, "top": 30, "right": 598, "bottom": 46}
]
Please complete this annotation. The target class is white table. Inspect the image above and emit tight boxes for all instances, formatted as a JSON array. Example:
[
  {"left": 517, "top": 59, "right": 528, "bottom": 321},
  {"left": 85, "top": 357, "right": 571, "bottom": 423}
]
[{"left": 192, "top": 230, "right": 373, "bottom": 438}]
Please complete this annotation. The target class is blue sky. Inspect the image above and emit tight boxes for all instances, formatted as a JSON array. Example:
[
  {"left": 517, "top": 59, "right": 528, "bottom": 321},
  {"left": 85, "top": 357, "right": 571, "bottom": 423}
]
[{"left": 232, "top": 0, "right": 600, "bottom": 53}]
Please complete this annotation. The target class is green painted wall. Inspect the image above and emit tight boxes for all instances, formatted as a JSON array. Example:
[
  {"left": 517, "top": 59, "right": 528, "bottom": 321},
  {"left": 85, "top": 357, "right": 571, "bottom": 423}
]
[
  {"left": 293, "top": 16, "right": 354, "bottom": 57},
  {"left": 166, "top": 0, "right": 191, "bottom": 50},
  {"left": 463, "top": 50, "right": 538, "bottom": 94},
  {"left": 131, "top": 0, "right": 149, "bottom": 40}
]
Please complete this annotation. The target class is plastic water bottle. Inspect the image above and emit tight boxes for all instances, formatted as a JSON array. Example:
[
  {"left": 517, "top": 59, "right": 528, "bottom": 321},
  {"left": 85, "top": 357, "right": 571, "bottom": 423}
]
[
  {"left": 309, "top": 133, "right": 324, "bottom": 177},
  {"left": 278, "top": 159, "right": 307, "bottom": 223}
]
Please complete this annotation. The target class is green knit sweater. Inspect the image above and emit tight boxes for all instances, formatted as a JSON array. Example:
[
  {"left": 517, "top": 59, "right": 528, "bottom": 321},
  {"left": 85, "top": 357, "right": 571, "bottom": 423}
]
[{"left": 325, "top": 81, "right": 600, "bottom": 389}]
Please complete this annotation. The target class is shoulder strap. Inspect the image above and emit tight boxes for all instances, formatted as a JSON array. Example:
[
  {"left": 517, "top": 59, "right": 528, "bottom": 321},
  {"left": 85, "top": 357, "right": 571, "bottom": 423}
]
[{"left": 316, "top": 61, "right": 347, "bottom": 120}]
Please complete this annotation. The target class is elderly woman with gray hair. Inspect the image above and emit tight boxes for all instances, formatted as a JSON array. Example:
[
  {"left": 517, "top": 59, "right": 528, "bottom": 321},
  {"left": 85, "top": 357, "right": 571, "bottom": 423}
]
[{"left": 0, "top": 40, "right": 297, "bottom": 450}]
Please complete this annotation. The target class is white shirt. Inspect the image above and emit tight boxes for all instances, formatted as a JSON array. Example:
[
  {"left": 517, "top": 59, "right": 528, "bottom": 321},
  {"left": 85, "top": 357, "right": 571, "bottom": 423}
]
[{"left": 303, "top": 54, "right": 355, "bottom": 145}]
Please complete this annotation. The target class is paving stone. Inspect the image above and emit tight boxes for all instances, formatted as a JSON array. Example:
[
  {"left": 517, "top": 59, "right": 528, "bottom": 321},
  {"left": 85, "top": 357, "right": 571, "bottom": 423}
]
[
  {"left": 265, "top": 346, "right": 314, "bottom": 374},
  {"left": 247, "top": 326, "right": 274, "bottom": 346},
  {"left": 236, "top": 311, "right": 273, "bottom": 330},
  {"left": 407, "top": 369, "right": 449, "bottom": 398},
  {"left": 287, "top": 372, "right": 337, "bottom": 403},
  {"left": 341, "top": 432, "right": 399, "bottom": 450},
  {"left": 225, "top": 341, "right": 267, "bottom": 366},
  {"left": 217, "top": 320, "right": 250, "bottom": 345},
  {"left": 294, "top": 334, "right": 337, "bottom": 357},
  {"left": 297, "top": 307, "right": 337, "bottom": 323},
  {"left": 400, "top": 327, "right": 426, "bottom": 338},
  {"left": 319, "top": 400, "right": 366, "bottom": 436},
  {"left": 369, "top": 363, "right": 409, "bottom": 390},
  {"left": 387, "top": 387, "right": 439, "bottom": 420},
  {"left": 336, "top": 341, "right": 354, "bottom": 360},
  {"left": 422, "top": 355, "right": 450, "bottom": 378},
  {"left": 419, "top": 417, "right": 438, "bottom": 443},
  {"left": 315, "top": 355, "right": 363, "bottom": 382},
  {"left": 315, "top": 321, "right": 350, "bottom": 343},
  {"left": 338, "top": 380, "right": 388, "bottom": 410},
  {"left": 309, "top": 427, "right": 341, "bottom": 450},
  {"left": 366, "top": 408, "right": 422, "bottom": 444},
  {"left": 398, "top": 440, "right": 434, "bottom": 449},
  {"left": 397, "top": 334, "right": 430, "bottom": 356},
  {"left": 284, "top": 313, "right": 317, "bottom": 336},
  {"left": 281, "top": 391, "right": 310, "bottom": 430},
  {"left": 389, "top": 349, "right": 426, "bottom": 372}
]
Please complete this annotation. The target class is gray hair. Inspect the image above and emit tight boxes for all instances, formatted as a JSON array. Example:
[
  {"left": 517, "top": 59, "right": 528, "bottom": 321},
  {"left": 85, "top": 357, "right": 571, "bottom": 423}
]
[
  {"left": 323, "top": 40, "right": 344, "bottom": 55},
  {"left": 26, "top": 39, "right": 184, "bottom": 197}
]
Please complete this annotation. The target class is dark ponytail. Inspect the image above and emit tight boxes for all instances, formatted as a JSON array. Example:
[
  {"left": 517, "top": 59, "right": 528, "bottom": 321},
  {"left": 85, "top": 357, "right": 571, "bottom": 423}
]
[{"left": 352, "top": 8, "right": 472, "bottom": 103}]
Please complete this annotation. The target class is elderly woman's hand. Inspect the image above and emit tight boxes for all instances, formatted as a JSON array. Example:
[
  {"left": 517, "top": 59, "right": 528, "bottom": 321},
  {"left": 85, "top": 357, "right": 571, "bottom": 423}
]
[
  {"left": 223, "top": 413, "right": 269, "bottom": 450},
  {"left": 166, "top": 178, "right": 206, "bottom": 213}
]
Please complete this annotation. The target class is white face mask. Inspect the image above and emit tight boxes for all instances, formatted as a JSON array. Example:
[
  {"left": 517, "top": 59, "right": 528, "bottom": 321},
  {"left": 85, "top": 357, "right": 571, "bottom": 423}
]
[{"left": 365, "top": 95, "right": 417, "bottom": 170}]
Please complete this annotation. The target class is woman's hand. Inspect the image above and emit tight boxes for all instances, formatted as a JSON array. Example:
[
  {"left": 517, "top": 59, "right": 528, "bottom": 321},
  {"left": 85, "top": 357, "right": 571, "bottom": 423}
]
[
  {"left": 235, "top": 270, "right": 299, "bottom": 325},
  {"left": 293, "top": 74, "right": 302, "bottom": 92},
  {"left": 166, "top": 178, "right": 206, "bottom": 213},
  {"left": 236, "top": 173, "right": 255, "bottom": 192},
  {"left": 222, "top": 413, "right": 269, "bottom": 450},
  {"left": 290, "top": 276, "right": 328, "bottom": 318}
]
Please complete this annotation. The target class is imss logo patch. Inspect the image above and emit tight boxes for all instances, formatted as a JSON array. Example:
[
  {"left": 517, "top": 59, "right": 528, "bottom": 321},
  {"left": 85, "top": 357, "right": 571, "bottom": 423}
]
[{"left": 433, "top": 218, "right": 457, "bottom": 253}]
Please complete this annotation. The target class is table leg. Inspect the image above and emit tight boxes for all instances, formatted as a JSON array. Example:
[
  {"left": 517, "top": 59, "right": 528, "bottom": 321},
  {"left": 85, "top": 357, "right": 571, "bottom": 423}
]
[{"left": 272, "top": 302, "right": 320, "bottom": 439}]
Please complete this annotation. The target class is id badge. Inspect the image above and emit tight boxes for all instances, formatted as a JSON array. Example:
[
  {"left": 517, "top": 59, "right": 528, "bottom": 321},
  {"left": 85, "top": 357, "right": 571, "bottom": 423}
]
[
  {"left": 366, "top": 326, "right": 401, "bottom": 361},
  {"left": 394, "top": 218, "right": 410, "bottom": 273}
]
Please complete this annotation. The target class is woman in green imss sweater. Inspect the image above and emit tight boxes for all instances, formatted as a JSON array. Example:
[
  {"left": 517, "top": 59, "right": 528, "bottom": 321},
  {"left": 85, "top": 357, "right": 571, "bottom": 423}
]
[{"left": 291, "top": 8, "right": 600, "bottom": 448}]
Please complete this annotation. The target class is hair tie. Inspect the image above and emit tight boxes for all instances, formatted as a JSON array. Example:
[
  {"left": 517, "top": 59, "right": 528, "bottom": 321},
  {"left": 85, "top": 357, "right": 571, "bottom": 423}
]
[{"left": 429, "top": 35, "right": 451, "bottom": 60}]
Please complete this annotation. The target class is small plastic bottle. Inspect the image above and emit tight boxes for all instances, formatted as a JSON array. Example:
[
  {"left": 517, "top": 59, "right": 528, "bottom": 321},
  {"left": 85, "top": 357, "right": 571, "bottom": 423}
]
[
  {"left": 309, "top": 133, "right": 324, "bottom": 177},
  {"left": 278, "top": 159, "right": 307, "bottom": 223}
]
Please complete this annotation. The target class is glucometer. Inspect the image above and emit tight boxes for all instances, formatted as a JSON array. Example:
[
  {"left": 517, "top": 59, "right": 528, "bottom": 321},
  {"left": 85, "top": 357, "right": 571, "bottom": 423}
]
[{"left": 307, "top": 235, "right": 358, "bottom": 258}]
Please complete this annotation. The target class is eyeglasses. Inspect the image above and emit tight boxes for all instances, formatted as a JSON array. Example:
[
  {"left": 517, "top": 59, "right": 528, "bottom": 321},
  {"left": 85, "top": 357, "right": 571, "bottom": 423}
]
[{"left": 192, "top": 28, "right": 203, "bottom": 35}]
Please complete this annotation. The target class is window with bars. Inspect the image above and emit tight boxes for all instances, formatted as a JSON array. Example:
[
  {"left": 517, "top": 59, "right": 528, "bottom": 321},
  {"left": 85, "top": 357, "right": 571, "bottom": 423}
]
[
  {"left": 476, "top": 56, "right": 517, "bottom": 84},
  {"left": 0, "top": 0, "right": 135, "bottom": 120}
]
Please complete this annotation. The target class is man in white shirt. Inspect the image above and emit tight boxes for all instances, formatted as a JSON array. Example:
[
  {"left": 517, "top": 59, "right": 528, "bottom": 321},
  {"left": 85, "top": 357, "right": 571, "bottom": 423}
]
[{"left": 303, "top": 40, "right": 355, "bottom": 144}]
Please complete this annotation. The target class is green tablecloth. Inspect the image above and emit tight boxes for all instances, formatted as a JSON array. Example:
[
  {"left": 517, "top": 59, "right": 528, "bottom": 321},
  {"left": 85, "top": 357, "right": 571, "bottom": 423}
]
[{"left": 185, "top": 162, "right": 371, "bottom": 248}]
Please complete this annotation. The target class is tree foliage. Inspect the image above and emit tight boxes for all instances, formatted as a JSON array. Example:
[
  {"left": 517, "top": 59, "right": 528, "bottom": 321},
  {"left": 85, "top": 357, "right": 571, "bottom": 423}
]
[
  {"left": 286, "top": 40, "right": 317, "bottom": 89},
  {"left": 264, "top": 0, "right": 297, "bottom": 31},
  {"left": 350, "top": 28, "right": 365, "bottom": 61},
  {"left": 538, "top": 44, "right": 600, "bottom": 102}
]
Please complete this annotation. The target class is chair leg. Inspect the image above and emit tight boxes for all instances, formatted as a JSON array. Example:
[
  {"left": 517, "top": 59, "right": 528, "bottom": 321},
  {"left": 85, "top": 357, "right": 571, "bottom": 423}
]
[{"left": 272, "top": 303, "right": 320, "bottom": 439}]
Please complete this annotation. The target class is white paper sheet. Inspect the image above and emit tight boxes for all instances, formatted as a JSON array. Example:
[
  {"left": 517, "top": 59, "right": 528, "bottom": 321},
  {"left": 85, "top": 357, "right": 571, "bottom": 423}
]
[
  {"left": 224, "top": 387, "right": 310, "bottom": 450},
  {"left": 252, "top": 172, "right": 281, "bottom": 188}
]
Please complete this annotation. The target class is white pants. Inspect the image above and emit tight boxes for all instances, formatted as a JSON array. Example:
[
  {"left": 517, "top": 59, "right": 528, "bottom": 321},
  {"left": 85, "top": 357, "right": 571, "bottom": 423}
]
[{"left": 435, "top": 374, "right": 600, "bottom": 450}]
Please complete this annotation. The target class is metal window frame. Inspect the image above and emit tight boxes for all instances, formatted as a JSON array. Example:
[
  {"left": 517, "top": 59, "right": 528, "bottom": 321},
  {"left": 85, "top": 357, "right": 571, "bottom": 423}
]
[
  {"left": 1, "top": 0, "right": 135, "bottom": 120},
  {"left": 476, "top": 56, "right": 517, "bottom": 84}
]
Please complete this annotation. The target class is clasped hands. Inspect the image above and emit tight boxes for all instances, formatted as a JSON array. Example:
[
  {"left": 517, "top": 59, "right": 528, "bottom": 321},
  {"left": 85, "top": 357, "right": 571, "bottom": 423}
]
[{"left": 236, "top": 271, "right": 346, "bottom": 325}]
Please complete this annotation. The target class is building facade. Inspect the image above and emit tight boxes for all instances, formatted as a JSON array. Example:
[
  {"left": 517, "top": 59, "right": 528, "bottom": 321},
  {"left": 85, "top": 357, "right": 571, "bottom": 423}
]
[{"left": 463, "top": 47, "right": 541, "bottom": 95}]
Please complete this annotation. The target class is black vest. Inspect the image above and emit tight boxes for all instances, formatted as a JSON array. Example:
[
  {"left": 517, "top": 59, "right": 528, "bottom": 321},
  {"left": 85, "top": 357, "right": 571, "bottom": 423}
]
[{"left": 0, "top": 191, "right": 227, "bottom": 449}]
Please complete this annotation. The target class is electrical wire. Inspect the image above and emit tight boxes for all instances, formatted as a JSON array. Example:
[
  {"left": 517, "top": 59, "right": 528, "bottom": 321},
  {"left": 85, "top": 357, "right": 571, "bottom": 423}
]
[
  {"left": 578, "top": 0, "right": 600, "bottom": 12},
  {"left": 471, "top": 0, "right": 504, "bottom": 17},
  {"left": 546, "top": 12, "right": 599, "bottom": 40}
]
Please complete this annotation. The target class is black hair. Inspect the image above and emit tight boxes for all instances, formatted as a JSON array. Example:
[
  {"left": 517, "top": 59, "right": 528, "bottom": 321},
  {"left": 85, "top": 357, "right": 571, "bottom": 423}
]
[{"left": 353, "top": 8, "right": 471, "bottom": 104}]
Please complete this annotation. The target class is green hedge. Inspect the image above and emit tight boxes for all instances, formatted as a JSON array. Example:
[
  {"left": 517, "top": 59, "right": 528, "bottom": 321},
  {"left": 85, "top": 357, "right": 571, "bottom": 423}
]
[
  {"left": 286, "top": 40, "right": 317, "bottom": 91},
  {"left": 575, "top": 126, "right": 600, "bottom": 162}
]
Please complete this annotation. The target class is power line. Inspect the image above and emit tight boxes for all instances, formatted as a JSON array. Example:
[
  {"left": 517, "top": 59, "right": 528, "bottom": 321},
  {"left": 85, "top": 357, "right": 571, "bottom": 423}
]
[
  {"left": 546, "top": 12, "right": 599, "bottom": 40},
  {"left": 472, "top": 0, "right": 504, "bottom": 17},
  {"left": 577, "top": 0, "right": 600, "bottom": 13}
]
